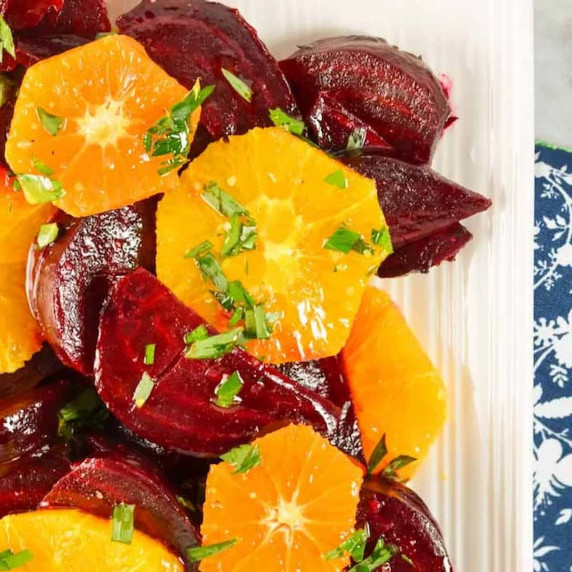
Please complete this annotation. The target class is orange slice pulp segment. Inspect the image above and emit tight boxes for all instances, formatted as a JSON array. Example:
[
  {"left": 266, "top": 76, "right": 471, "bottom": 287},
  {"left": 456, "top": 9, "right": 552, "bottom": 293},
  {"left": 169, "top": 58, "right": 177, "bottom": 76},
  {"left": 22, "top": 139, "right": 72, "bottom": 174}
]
[
  {"left": 201, "top": 424, "right": 363, "bottom": 571},
  {"left": 6, "top": 35, "right": 196, "bottom": 217},
  {"left": 156, "top": 127, "right": 391, "bottom": 364},
  {"left": 0, "top": 508, "right": 183, "bottom": 571},
  {"left": 342, "top": 286, "right": 447, "bottom": 479}
]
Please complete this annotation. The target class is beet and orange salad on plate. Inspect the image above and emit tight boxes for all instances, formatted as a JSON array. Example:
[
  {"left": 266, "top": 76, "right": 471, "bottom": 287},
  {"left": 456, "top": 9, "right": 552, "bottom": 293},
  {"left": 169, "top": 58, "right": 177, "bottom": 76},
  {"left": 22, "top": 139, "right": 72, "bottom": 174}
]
[{"left": 0, "top": 0, "right": 491, "bottom": 570}]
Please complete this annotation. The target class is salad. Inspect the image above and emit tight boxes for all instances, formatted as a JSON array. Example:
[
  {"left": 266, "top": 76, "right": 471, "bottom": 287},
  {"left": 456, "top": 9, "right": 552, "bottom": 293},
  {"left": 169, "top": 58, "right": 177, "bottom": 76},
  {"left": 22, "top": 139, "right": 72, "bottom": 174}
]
[{"left": 0, "top": 0, "right": 491, "bottom": 570}]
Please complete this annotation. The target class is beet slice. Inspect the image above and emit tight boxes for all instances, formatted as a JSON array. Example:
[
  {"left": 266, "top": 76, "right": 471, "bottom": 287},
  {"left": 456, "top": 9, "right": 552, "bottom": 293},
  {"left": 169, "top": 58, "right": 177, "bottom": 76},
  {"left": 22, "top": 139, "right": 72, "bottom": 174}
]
[
  {"left": 42, "top": 452, "right": 200, "bottom": 569},
  {"left": 378, "top": 223, "right": 473, "bottom": 278},
  {"left": 0, "top": 450, "right": 70, "bottom": 517},
  {"left": 0, "top": 380, "right": 70, "bottom": 464},
  {"left": 0, "top": 0, "right": 64, "bottom": 30},
  {"left": 356, "top": 476, "right": 453, "bottom": 571},
  {"left": 95, "top": 268, "right": 363, "bottom": 458},
  {"left": 280, "top": 36, "right": 451, "bottom": 163},
  {"left": 34, "top": 0, "right": 110, "bottom": 37},
  {"left": 342, "top": 153, "right": 492, "bottom": 248},
  {"left": 0, "top": 345, "right": 62, "bottom": 398},
  {"left": 27, "top": 200, "right": 157, "bottom": 375},
  {"left": 117, "top": 0, "right": 298, "bottom": 152}
]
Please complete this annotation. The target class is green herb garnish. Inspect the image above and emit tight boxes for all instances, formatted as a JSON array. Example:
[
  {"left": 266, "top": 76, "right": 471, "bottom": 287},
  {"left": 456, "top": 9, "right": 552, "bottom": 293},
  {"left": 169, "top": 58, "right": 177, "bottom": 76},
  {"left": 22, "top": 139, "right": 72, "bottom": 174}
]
[
  {"left": 195, "top": 252, "right": 229, "bottom": 292},
  {"left": 221, "top": 213, "right": 257, "bottom": 258},
  {"left": 176, "top": 495, "right": 196, "bottom": 512},
  {"left": 0, "top": 17, "right": 15, "bottom": 64},
  {"left": 324, "top": 226, "right": 372, "bottom": 255},
  {"left": 214, "top": 371, "right": 244, "bottom": 408},
  {"left": 133, "top": 372, "right": 155, "bottom": 408},
  {"left": 32, "top": 158, "right": 54, "bottom": 176},
  {"left": 184, "top": 325, "right": 209, "bottom": 344},
  {"left": 382, "top": 455, "right": 417, "bottom": 479},
  {"left": 111, "top": 503, "right": 135, "bottom": 545},
  {"left": 401, "top": 554, "right": 414, "bottom": 566},
  {"left": 36, "top": 107, "right": 64, "bottom": 136},
  {"left": 221, "top": 443, "right": 262, "bottom": 474},
  {"left": 366, "top": 433, "right": 417, "bottom": 480},
  {"left": 323, "top": 528, "right": 369, "bottom": 562},
  {"left": 324, "top": 170, "right": 348, "bottom": 189},
  {"left": 367, "top": 434, "right": 388, "bottom": 475},
  {"left": 0, "top": 548, "right": 33, "bottom": 569},
  {"left": 58, "top": 387, "right": 109, "bottom": 441},
  {"left": 187, "top": 539, "right": 239, "bottom": 563},
  {"left": 269, "top": 108, "right": 306, "bottom": 136},
  {"left": 144, "top": 343, "right": 156, "bottom": 366},
  {"left": 37, "top": 223, "right": 58, "bottom": 248},
  {"left": 185, "top": 328, "right": 245, "bottom": 360},
  {"left": 371, "top": 226, "right": 393, "bottom": 254},
  {"left": 202, "top": 182, "right": 249, "bottom": 217},
  {"left": 221, "top": 68, "right": 252, "bottom": 102},
  {"left": 347, "top": 128, "right": 367, "bottom": 151},
  {"left": 185, "top": 240, "right": 214, "bottom": 259},
  {"left": 17, "top": 174, "right": 63, "bottom": 205},
  {"left": 348, "top": 538, "right": 398, "bottom": 571},
  {"left": 244, "top": 304, "right": 271, "bottom": 340}
]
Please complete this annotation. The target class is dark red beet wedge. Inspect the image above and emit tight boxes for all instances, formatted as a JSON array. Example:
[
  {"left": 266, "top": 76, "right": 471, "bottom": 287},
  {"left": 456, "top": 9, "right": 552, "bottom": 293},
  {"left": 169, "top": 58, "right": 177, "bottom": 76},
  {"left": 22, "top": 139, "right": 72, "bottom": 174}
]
[
  {"left": 342, "top": 153, "right": 491, "bottom": 248},
  {"left": 0, "top": 449, "right": 70, "bottom": 517},
  {"left": 34, "top": 0, "right": 110, "bottom": 37},
  {"left": 280, "top": 36, "right": 451, "bottom": 163},
  {"left": 356, "top": 476, "right": 453, "bottom": 571},
  {"left": 95, "top": 269, "right": 363, "bottom": 459},
  {"left": 27, "top": 200, "right": 156, "bottom": 375},
  {"left": 0, "top": 0, "right": 64, "bottom": 30},
  {"left": 0, "top": 380, "right": 70, "bottom": 464},
  {"left": 117, "top": 0, "right": 298, "bottom": 153},
  {"left": 42, "top": 452, "right": 200, "bottom": 569},
  {"left": 378, "top": 223, "right": 473, "bottom": 278}
]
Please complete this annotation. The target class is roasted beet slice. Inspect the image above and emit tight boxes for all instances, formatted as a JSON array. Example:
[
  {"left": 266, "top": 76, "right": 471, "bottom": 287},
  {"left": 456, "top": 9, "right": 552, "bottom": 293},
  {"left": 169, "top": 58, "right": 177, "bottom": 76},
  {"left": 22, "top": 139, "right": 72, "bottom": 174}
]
[
  {"left": 42, "top": 452, "right": 200, "bottom": 569},
  {"left": 0, "top": 0, "right": 64, "bottom": 30},
  {"left": 378, "top": 223, "right": 473, "bottom": 278},
  {"left": 95, "top": 269, "right": 362, "bottom": 458},
  {"left": 280, "top": 36, "right": 451, "bottom": 163},
  {"left": 0, "top": 345, "right": 62, "bottom": 398},
  {"left": 117, "top": 0, "right": 298, "bottom": 151},
  {"left": 0, "top": 380, "right": 70, "bottom": 464},
  {"left": 0, "top": 450, "right": 70, "bottom": 517},
  {"left": 28, "top": 200, "right": 156, "bottom": 375},
  {"left": 356, "top": 476, "right": 453, "bottom": 571},
  {"left": 35, "top": 0, "right": 110, "bottom": 37},
  {"left": 342, "top": 153, "right": 491, "bottom": 248}
]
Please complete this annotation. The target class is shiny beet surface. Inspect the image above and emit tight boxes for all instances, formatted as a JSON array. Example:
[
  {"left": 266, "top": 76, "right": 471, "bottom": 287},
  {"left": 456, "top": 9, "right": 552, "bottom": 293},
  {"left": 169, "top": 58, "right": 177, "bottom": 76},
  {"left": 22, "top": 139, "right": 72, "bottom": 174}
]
[
  {"left": 42, "top": 452, "right": 200, "bottom": 569},
  {"left": 378, "top": 223, "right": 473, "bottom": 278},
  {"left": 356, "top": 476, "right": 453, "bottom": 571},
  {"left": 27, "top": 200, "right": 156, "bottom": 375},
  {"left": 0, "top": 0, "right": 64, "bottom": 30},
  {"left": 281, "top": 36, "right": 451, "bottom": 164},
  {"left": 117, "top": 0, "right": 298, "bottom": 153},
  {"left": 95, "top": 269, "right": 363, "bottom": 458}
]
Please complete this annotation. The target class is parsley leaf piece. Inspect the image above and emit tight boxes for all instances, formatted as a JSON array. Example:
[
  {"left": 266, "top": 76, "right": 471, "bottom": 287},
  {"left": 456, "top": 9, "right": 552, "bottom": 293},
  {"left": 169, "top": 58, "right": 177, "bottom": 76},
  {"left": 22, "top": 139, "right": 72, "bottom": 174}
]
[
  {"left": 214, "top": 371, "right": 244, "bottom": 408},
  {"left": 144, "top": 343, "right": 156, "bottom": 366},
  {"left": 176, "top": 495, "right": 196, "bottom": 512},
  {"left": 221, "top": 443, "right": 262, "bottom": 474},
  {"left": 382, "top": 455, "right": 417, "bottom": 479},
  {"left": 36, "top": 107, "right": 64, "bottom": 136},
  {"left": 221, "top": 68, "right": 252, "bottom": 102},
  {"left": 58, "top": 388, "right": 109, "bottom": 441},
  {"left": 111, "top": 503, "right": 135, "bottom": 545},
  {"left": 347, "top": 127, "right": 367, "bottom": 151},
  {"left": 133, "top": 372, "right": 155, "bottom": 408},
  {"left": 0, "top": 548, "right": 33, "bottom": 569},
  {"left": 348, "top": 538, "right": 398, "bottom": 572},
  {"left": 32, "top": 158, "right": 54, "bottom": 176},
  {"left": 37, "top": 223, "right": 59, "bottom": 248},
  {"left": 187, "top": 539, "right": 239, "bottom": 563},
  {"left": 17, "top": 174, "right": 63, "bottom": 205},
  {"left": 371, "top": 226, "right": 394, "bottom": 254},
  {"left": 324, "top": 170, "right": 348, "bottom": 189},
  {"left": 401, "top": 554, "right": 414, "bottom": 566},
  {"left": 269, "top": 108, "right": 306, "bottom": 136},
  {"left": 184, "top": 325, "right": 209, "bottom": 345},
  {"left": 324, "top": 226, "right": 362, "bottom": 254},
  {"left": 367, "top": 434, "right": 388, "bottom": 475},
  {"left": 202, "top": 182, "right": 249, "bottom": 217},
  {"left": 195, "top": 252, "right": 229, "bottom": 292},
  {"left": 221, "top": 213, "right": 257, "bottom": 258},
  {"left": 323, "top": 528, "right": 369, "bottom": 562},
  {"left": 185, "top": 240, "right": 214, "bottom": 259},
  {"left": 0, "top": 17, "right": 15, "bottom": 64},
  {"left": 185, "top": 328, "right": 245, "bottom": 360},
  {"left": 244, "top": 304, "right": 271, "bottom": 340}
]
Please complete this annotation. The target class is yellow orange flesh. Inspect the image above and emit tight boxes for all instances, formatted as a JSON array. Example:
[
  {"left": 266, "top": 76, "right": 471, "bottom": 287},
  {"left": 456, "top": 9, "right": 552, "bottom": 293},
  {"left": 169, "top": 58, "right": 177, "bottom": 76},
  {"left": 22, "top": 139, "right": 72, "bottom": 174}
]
[
  {"left": 157, "top": 127, "right": 390, "bottom": 363},
  {"left": 201, "top": 424, "right": 363, "bottom": 571},
  {"left": 342, "top": 286, "right": 447, "bottom": 479}
]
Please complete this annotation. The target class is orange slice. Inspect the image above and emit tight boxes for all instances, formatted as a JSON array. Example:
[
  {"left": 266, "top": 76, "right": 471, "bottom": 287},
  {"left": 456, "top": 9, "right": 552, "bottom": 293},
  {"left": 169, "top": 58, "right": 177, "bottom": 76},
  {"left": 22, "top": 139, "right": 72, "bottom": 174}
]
[
  {"left": 0, "top": 508, "right": 183, "bottom": 571},
  {"left": 0, "top": 171, "right": 53, "bottom": 373},
  {"left": 156, "top": 127, "right": 390, "bottom": 363},
  {"left": 342, "top": 286, "right": 447, "bottom": 479},
  {"left": 201, "top": 424, "right": 363, "bottom": 571},
  {"left": 6, "top": 35, "right": 196, "bottom": 217}
]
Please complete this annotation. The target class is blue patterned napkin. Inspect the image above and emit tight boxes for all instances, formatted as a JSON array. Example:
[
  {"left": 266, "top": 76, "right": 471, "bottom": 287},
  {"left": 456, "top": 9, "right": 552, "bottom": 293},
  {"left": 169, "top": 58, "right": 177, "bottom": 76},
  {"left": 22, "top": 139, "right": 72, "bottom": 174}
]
[{"left": 533, "top": 144, "right": 572, "bottom": 572}]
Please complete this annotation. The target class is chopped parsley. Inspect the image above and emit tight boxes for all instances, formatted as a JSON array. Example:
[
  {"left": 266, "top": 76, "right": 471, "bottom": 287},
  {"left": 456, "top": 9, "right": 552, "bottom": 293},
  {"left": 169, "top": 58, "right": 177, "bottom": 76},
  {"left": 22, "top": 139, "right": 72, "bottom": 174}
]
[
  {"left": 202, "top": 182, "right": 249, "bottom": 217},
  {"left": 221, "top": 68, "right": 252, "bottom": 102},
  {"left": 17, "top": 174, "right": 63, "bottom": 205},
  {"left": 367, "top": 433, "right": 417, "bottom": 479},
  {"left": 185, "top": 328, "right": 245, "bottom": 360},
  {"left": 111, "top": 503, "right": 135, "bottom": 545},
  {"left": 371, "top": 226, "right": 393, "bottom": 254},
  {"left": 37, "top": 223, "right": 59, "bottom": 248},
  {"left": 133, "top": 372, "right": 155, "bottom": 408},
  {"left": 221, "top": 213, "right": 257, "bottom": 258},
  {"left": 184, "top": 325, "right": 209, "bottom": 345},
  {"left": 382, "top": 455, "right": 417, "bottom": 479},
  {"left": 58, "top": 387, "right": 109, "bottom": 441},
  {"left": 187, "top": 539, "right": 239, "bottom": 563},
  {"left": 185, "top": 240, "right": 213, "bottom": 259},
  {"left": 324, "top": 226, "right": 373, "bottom": 255},
  {"left": 214, "top": 371, "right": 244, "bottom": 408},
  {"left": 144, "top": 80, "right": 214, "bottom": 175},
  {"left": 0, "top": 548, "right": 33, "bottom": 569},
  {"left": 348, "top": 538, "right": 398, "bottom": 571},
  {"left": 31, "top": 158, "right": 54, "bottom": 176},
  {"left": 0, "top": 17, "right": 15, "bottom": 64},
  {"left": 366, "top": 434, "right": 388, "bottom": 475},
  {"left": 194, "top": 252, "right": 229, "bottom": 292},
  {"left": 244, "top": 304, "right": 271, "bottom": 340},
  {"left": 401, "top": 554, "right": 414, "bottom": 566},
  {"left": 176, "top": 495, "right": 196, "bottom": 512},
  {"left": 221, "top": 443, "right": 262, "bottom": 474},
  {"left": 347, "top": 127, "right": 367, "bottom": 151},
  {"left": 36, "top": 107, "right": 64, "bottom": 136},
  {"left": 324, "top": 170, "right": 348, "bottom": 189},
  {"left": 269, "top": 108, "right": 305, "bottom": 136},
  {"left": 144, "top": 343, "right": 156, "bottom": 366},
  {"left": 323, "top": 528, "right": 368, "bottom": 562}
]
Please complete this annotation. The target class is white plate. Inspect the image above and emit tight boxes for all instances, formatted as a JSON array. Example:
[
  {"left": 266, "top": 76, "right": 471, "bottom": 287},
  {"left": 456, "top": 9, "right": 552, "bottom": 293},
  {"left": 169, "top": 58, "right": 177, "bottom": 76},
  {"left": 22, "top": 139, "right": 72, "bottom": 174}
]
[{"left": 108, "top": 1, "right": 536, "bottom": 570}]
